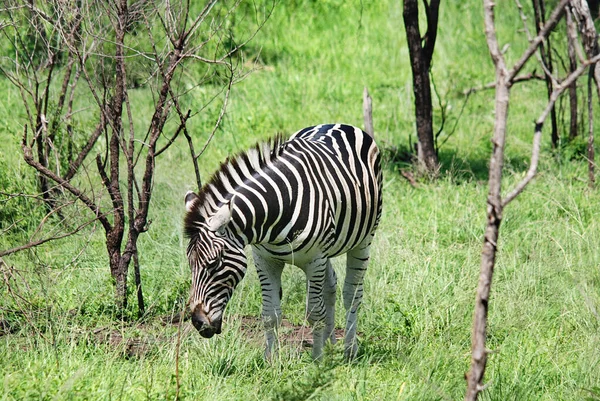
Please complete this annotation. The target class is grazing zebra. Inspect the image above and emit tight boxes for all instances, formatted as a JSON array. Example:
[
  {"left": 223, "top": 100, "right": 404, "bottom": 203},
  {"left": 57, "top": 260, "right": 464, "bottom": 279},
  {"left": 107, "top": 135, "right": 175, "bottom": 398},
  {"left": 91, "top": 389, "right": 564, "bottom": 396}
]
[{"left": 184, "top": 123, "right": 382, "bottom": 360}]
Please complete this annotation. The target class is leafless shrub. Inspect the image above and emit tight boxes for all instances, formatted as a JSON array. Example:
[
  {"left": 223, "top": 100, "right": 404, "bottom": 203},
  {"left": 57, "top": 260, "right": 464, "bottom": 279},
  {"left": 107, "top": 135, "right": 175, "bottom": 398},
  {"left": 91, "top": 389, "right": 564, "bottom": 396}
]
[
  {"left": 465, "top": 0, "right": 600, "bottom": 399},
  {"left": 0, "top": 0, "right": 275, "bottom": 315}
]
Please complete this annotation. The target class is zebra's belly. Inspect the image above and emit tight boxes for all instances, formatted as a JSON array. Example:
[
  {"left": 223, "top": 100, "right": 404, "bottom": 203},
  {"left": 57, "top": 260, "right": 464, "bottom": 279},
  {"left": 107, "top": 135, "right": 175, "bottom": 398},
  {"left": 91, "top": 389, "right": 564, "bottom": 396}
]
[{"left": 251, "top": 225, "right": 371, "bottom": 267}]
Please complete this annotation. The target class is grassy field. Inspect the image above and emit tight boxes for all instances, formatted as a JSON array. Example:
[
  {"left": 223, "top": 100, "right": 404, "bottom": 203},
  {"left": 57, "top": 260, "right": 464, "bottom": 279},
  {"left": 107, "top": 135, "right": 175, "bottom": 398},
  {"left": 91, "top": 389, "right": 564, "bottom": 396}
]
[{"left": 1, "top": 1, "right": 600, "bottom": 400}]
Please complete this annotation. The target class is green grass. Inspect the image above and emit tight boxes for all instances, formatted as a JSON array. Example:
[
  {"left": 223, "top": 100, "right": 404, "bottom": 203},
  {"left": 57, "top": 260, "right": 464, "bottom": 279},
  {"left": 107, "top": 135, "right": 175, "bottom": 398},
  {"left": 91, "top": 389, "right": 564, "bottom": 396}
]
[{"left": 2, "top": 0, "right": 600, "bottom": 400}]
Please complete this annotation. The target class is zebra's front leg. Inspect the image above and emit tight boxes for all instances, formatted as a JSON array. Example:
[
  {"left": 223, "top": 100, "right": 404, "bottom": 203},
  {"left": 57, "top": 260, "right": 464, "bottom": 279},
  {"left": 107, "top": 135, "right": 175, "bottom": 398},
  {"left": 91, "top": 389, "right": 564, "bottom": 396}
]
[
  {"left": 343, "top": 237, "right": 372, "bottom": 360},
  {"left": 253, "top": 249, "right": 284, "bottom": 361},
  {"left": 303, "top": 257, "right": 328, "bottom": 360}
]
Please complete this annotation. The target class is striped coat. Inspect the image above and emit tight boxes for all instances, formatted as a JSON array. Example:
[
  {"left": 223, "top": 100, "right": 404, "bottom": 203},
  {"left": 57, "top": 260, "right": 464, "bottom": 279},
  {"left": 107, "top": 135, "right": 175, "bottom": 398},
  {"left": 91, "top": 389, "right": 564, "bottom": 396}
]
[{"left": 185, "top": 123, "right": 382, "bottom": 359}]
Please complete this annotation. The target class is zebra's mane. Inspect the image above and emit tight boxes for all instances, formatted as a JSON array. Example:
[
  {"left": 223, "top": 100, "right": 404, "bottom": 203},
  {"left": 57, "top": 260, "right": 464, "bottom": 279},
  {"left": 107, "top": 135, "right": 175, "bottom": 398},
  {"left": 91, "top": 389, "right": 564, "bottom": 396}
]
[{"left": 184, "top": 134, "right": 287, "bottom": 237}]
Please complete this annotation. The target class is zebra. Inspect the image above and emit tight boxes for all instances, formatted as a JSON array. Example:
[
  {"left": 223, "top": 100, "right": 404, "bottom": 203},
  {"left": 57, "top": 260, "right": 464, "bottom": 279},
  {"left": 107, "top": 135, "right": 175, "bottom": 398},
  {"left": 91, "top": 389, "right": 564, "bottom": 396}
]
[{"left": 184, "top": 123, "right": 382, "bottom": 360}]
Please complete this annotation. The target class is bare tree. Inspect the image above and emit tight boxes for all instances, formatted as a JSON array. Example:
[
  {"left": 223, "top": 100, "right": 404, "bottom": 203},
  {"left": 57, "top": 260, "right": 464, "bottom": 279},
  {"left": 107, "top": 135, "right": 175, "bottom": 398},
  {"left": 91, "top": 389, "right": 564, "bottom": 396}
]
[
  {"left": 532, "top": 0, "right": 560, "bottom": 147},
  {"left": 570, "top": 0, "right": 599, "bottom": 187},
  {"left": 566, "top": 8, "right": 580, "bottom": 140},
  {"left": 0, "top": 1, "right": 91, "bottom": 214},
  {"left": 1, "top": 0, "right": 274, "bottom": 315},
  {"left": 403, "top": 0, "right": 441, "bottom": 175},
  {"left": 465, "top": 0, "right": 600, "bottom": 399},
  {"left": 587, "top": 63, "right": 596, "bottom": 188}
]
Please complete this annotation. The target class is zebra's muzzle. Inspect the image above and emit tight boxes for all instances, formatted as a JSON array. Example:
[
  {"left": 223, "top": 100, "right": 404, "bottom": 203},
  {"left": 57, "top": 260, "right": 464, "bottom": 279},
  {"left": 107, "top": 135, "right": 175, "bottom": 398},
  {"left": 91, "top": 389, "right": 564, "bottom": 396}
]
[{"left": 191, "top": 306, "right": 222, "bottom": 338}]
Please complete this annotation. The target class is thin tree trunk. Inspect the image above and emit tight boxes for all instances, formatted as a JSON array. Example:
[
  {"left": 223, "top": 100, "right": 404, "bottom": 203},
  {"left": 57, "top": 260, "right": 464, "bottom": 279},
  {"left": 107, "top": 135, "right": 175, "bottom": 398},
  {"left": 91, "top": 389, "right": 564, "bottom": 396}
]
[
  {"left": 108, "top": 247, "right": 128, "bottom": 311},
  {"left": 588, "top": 67, "right": 596, "bottom": 188},
  {"left": 467, "top": 2, "right": 574, "bottom": 398},
  {"left": 35, "top": 112, "right": 54, "bottom": 212},
  {"left": 465, "top": 65, "right": 509, "bottom": 401},
  {"left": 532, "top": 0, "right": 559, "bottom": 147},
  {"left": 403, "top": 0, "right": 440, "bottom": 174},
  {"left": 570, "top": 0, "right": 599, "bottom": 187},
  {"left": 571, "top": 0, "right": 600, "bottom": 97},
  {"left": 107, "top": 0, "right": 129, "bottom": 310},
  {"left": 567, "top": 8, "right": 579, "bottom": 140},
  {"left": 133, "top": 251, "right": 145, "bottom": 318}
]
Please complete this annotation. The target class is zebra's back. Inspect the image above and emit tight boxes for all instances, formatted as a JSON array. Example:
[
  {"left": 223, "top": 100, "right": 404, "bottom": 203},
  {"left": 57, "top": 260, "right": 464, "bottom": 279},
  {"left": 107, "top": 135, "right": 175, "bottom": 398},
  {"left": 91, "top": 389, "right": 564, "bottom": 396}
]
[{"left": 251, "top": 124, "right": 382, "bottom": 263}]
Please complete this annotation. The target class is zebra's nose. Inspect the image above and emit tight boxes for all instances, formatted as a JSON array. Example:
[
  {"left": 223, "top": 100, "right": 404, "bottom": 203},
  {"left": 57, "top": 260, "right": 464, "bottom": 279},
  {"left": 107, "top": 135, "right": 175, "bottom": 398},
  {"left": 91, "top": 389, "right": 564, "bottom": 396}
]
[
  {"left": 191, "top": 306, "right": 215, "bottom": 338},
  {"left": 213, "top": 316, "right": 223, "bottom": 335}
]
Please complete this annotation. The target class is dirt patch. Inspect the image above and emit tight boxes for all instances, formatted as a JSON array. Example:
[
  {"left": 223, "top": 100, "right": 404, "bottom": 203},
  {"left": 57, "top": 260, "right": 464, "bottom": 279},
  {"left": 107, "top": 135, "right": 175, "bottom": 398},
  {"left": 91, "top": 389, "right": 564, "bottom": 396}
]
[
  {"left": 92, "top": 327, "right": 152, "bottom": 358},
  {"left": 159, "top": 312, "right": 346, "bottom": 347},
  {"left": 90, "top": 324, "right": 186, "bottom": 358},
  {"left": 237, "top": 315, "right": 345, "bottom": 347},
  {"left": 91, "top": 313, "right": 350, "bottom": 357}
]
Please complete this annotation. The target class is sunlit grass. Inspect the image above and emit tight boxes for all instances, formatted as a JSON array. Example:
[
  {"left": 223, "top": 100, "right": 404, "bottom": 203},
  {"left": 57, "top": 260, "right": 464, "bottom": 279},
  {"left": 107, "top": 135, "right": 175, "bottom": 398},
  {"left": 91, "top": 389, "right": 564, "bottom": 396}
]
[{"left": 1, "top": 0, "right": 600, "bottom": 400}]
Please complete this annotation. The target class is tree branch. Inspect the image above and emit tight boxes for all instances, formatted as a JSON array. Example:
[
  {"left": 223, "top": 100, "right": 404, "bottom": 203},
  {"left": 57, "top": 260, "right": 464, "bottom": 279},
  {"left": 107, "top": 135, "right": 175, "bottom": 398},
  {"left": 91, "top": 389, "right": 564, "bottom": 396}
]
[
  {"left": 463, "top": 72, "right": 546, "bottom": 95},
  {"left": 155, "top": 109, "right": 191, "bottom": 157},
  {"left": 0, "top": 217, "right": 98, "bottom": 258},
  {"left": 63, "top": 113, "right": 107, "bottom": 181},
  {"left": 508, "top": 0, "right": 570, "bottom": 82},
  {"left": 194, "top": 68, "right": 234, "bottom": 162},
  {"left": 21, "top": 126, "right": 111, "bottom": 232},
  {"left": 422, "top": 0, "right": 440, "bottom": 63},
  {"left": 502, "top": 53, "right": 600, "bottom": 207}
]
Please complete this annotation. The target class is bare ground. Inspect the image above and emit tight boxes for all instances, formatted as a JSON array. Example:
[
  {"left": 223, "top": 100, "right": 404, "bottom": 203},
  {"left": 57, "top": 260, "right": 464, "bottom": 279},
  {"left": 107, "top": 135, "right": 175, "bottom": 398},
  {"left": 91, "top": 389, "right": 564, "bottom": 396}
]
[{"left": 90, "top": 314, "right": 347, "bottom": 357}]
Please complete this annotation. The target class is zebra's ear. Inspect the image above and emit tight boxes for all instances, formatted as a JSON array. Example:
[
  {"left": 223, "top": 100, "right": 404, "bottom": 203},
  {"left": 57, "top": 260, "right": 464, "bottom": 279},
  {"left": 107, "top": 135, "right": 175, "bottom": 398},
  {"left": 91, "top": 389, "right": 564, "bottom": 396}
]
[
  {"left": 207, "top": 202, "right": 233, "bottom": 233},
  {"left": 185, "top": 191, "right": 199, "bottom": 213}
]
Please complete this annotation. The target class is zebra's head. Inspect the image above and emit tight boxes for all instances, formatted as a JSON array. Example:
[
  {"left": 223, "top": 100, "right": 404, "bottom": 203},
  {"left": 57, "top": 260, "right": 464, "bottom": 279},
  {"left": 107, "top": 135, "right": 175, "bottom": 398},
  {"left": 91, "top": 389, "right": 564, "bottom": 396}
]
[{"left": 184, "top": 191, "right": 247, "bottom": 339}]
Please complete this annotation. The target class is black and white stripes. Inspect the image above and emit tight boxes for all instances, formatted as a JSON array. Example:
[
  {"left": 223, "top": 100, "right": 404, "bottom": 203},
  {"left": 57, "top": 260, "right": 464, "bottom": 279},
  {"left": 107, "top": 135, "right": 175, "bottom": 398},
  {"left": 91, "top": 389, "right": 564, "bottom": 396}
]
[{"left": 184, "top": 123, "right": 382, "bottom": 359}]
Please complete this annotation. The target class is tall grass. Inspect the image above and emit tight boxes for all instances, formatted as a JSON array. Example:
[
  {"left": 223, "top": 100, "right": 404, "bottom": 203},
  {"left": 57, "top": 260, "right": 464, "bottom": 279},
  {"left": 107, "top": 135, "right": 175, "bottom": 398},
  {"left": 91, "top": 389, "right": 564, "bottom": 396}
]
[{"left": 1, "top": 0, "right": 599, "bottom": 400}]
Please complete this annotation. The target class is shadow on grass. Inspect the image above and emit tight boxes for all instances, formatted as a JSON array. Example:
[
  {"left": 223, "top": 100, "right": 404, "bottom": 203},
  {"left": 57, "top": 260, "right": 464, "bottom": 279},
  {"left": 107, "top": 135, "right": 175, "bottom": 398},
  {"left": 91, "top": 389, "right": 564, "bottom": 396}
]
[{"left": 381, "top": 143, "right": 531, "bottom": 184}]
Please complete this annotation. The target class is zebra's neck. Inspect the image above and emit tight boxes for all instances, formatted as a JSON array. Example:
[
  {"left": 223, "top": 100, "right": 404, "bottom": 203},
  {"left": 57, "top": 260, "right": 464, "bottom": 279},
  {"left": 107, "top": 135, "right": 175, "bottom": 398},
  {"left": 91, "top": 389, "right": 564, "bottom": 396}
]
[{"left": 197, "top": 136, "right": 288, "bottom": 246}]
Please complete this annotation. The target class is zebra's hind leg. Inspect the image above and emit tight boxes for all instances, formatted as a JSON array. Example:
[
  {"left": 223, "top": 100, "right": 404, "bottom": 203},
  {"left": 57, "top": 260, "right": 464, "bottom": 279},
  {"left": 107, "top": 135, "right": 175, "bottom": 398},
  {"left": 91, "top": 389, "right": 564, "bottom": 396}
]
[
  {"left": 253, "top": 248, "right": 284, "bottom": 361},
  {"left": 343, "top": 235, "right": 373, "bottom": 360},
  {"left": 323, "top": 259, "right": 337, "bottom": 345},
  {"left": 303, "top": 257, "right": 329, "bottom": 360}
]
